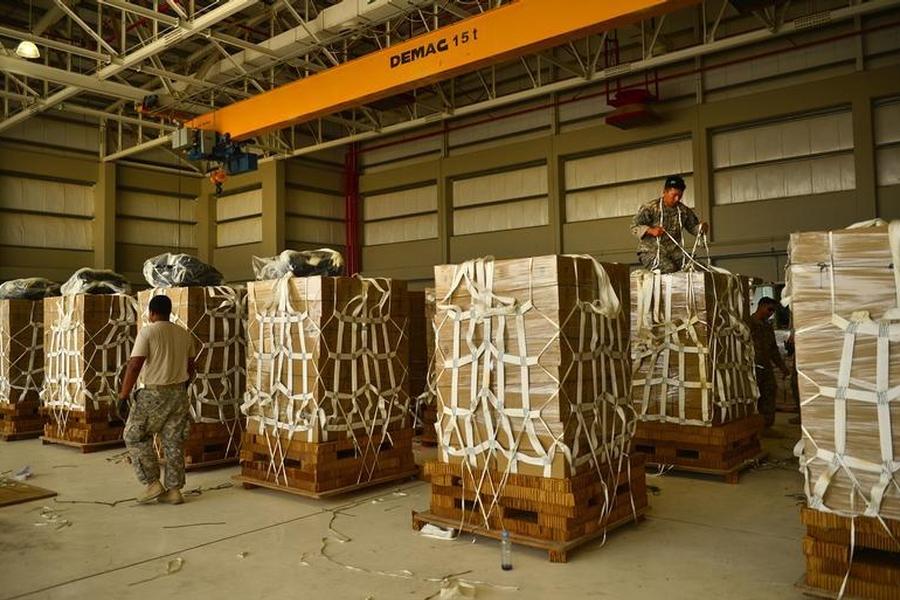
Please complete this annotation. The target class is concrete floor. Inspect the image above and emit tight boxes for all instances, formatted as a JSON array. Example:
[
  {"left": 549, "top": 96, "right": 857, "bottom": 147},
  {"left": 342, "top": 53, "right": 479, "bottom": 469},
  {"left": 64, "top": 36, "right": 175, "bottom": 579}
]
[{"left": 1, "top": 414, "right": 807, "bottom": 600}]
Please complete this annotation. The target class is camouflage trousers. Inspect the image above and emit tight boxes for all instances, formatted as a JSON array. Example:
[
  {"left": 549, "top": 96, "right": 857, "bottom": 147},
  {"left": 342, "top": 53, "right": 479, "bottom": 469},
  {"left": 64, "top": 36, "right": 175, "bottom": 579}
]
[
  {"left": 756, "top": 368, "right": 777, "bottom": 428},
  {"left": 124, "top": 386, "right": 191, "bottom": 490},
  {"left": 637, "top": 250, "right": 683, "bottom": 274}
]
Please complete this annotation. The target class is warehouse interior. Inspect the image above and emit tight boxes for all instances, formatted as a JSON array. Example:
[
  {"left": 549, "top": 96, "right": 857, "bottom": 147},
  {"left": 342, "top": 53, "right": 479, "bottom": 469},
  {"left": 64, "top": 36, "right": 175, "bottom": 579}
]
[{"left": 1, "top": 0, "right": 899, "bottom": 598}]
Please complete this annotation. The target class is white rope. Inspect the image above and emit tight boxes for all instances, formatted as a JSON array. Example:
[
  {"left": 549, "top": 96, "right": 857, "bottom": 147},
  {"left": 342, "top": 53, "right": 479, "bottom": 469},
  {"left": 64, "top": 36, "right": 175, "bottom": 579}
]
[{"left": 0, "top": 300, "right": 44, "bottom": 405}]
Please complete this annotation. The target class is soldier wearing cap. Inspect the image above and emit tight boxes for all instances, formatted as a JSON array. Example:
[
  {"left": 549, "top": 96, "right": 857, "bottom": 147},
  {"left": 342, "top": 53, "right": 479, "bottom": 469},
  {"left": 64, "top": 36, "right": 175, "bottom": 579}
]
[{"left": 631, "top": 175, "right": 709, "bottom": 273}]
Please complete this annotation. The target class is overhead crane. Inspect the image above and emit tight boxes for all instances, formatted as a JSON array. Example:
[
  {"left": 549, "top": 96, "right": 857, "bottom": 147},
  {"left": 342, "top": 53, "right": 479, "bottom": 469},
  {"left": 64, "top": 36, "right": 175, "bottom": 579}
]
[{"left": 173, "top": 0, "right": 700, "bottom": 189}]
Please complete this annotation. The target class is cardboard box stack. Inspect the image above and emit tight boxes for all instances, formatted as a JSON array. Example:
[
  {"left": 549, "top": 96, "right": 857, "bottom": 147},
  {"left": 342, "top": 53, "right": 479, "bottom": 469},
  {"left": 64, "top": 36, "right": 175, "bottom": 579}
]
[
  {"left": 0, "top": 299, "right": 46, "bottom": 439},
  {"left": 422, "top": 255, "right": 646, "bottom": 557},
  {"left": 791, "top": 223, "right": 900, "bottom": 599},
  {"left": 137, "top": 286, "right": 246, "bottom": 467},
  {"left": 41, "top": 294, "right": 136, "bottom": 448},
  {"left": 239, "top": 275, "right": 416, "bottom": 496}
]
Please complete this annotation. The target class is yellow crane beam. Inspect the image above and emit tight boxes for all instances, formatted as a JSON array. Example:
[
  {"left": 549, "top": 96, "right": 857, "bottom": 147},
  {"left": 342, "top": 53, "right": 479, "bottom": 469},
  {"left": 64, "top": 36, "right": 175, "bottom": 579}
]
[{"left": 186, "top": 0, "right": 699, "bottom": 140}]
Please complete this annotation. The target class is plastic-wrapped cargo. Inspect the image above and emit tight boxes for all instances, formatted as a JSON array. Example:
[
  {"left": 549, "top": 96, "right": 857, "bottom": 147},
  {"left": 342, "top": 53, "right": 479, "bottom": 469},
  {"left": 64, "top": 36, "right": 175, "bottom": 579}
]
[
  {"left": 142, "top": 253, "right": 224, "bottom": 288},
  {"left": 251, "top": 249, "right": 344, "bottom": 280},
  {"left": 433, "top": 255, "right": 633, "bottom": 479},
  {"left": 630, "top": 269, "right": 758, "bottom": 426},
  {"left": 60, "top": 268, "right": 130, "bottom": 296},
  {"left": 0, "top": 278, "right": 60, "bottom": 300},
  {"left": 791, "top": 222, "right": 900, "bottom": 520}
]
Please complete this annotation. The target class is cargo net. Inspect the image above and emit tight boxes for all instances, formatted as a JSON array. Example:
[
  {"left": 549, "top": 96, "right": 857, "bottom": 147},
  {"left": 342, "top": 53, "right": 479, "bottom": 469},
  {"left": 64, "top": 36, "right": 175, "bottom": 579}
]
[
  {"left": 41, "top": 294, "right": 136, "bottom": 433},
  {"left": 434, "top": 256, "right": 635, "bottom": 532},
  {"left": 242, "top": 275, "right": 410, "bottom": 487},
  {"left": 143, "top": 286, "right": 245, "bottom": 454},
  {"left": 631, "top": 269, "right": 758, "bottom": 425},
  {"left": 796, "top": 222, "right": 900, "bottom": 521},
  {"left": 0, "top": 301, "right": 43, "bottom": 405}
]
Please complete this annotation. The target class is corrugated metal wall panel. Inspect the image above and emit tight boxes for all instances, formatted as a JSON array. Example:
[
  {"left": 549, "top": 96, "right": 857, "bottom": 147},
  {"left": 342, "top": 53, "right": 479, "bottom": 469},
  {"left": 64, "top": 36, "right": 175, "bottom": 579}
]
[
  {"left": 217, "top": 217, "right": 262, "bottom": 247},
  {"left": 364, "top": 185, "right": 437, "bottom": 220},
  {"left": 286, "top": 188, "right": 345, "bottom": 219},
  {"left": 454, "top": 197, "right": 548, "bottom": 235},
  {"left": 286, "top": 216, "right": 344, "bottom": 245},
  {"left": 0, "top": 174, "right": 93, "bottom": 216},
  {"left": 453, "top": 165, "right": 547, "bottom": 208},
  {"left": 216, "top": 188, "right": 262, "bottom": 221},
  {"left": 365, "top": 214, "right": 438, "bottom": 245},
  {"left": 566, "top": 175, "right": 695, "bottom": 222},
  {"left": 116, "top": 219, "right": 196, "bottom": 248},
  {"left": 118, "top": 190, "right": 197, "bottom": 222},
  {"left": 0, "top": 213, "right": 92, "bottom": 250}
]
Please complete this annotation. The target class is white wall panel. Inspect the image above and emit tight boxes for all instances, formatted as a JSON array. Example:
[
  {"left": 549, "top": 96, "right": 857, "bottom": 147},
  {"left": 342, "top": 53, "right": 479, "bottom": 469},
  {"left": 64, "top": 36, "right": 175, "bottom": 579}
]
[
  {"left": 565, "top": 139, "right": 693, "bottom": 189},
  {"left": 566, "top": 175, "right": 695, "bottom": 223},
  {"left": 0, "top": 213, "right": 92, "bottom": 250},
  {"left": 286, "top": 216, "right": 344, "bottom": 245},
  {"left": 216, "top": 188, "right": 262, "bottom": 221},
  {"left": 286, "top": 188, "right": 344, "bottom": 219},
  {"left": 118, "top": 190, "right": 197, "bottom": 222},
  {"left": 0, "top": 175, "right": 93, "bottom": 216},
  {"left": 876, "top": 146, "right": 900, "bottom": 187},
  {"left": 365, "top": 214, "right": 438, "bottom": 246},
  {"left": 449, "top": 104, "right": 550, "bottom": 149},
  {"left": 454, "top": 198, "right": 548, "bottom": 236},
  {"left": 714, "top": 154, "right": 855, "bottom": 204},
  {"left": 364, "top": 185, "right": 437, "bottom": 220},
  {"left": 117, "top": 219, "right": 196, "bottom": 248},
  {"left": 712, "top": 111, "right": 853, "bottom": 169},
  {"left": 4, "top": 116, "right": 99, "bottom": 154},
  {"left": 217, "top": 218, "right": 262, "bottom": 247},
  {"left": 453, "top": 165, "right": 547, "bottom": 208},
  {"left": 361, "top": 132, "right": 441, "bottom": 170},
  {"left": 875, "top": 98, "right": 900, "bottom": 187}
]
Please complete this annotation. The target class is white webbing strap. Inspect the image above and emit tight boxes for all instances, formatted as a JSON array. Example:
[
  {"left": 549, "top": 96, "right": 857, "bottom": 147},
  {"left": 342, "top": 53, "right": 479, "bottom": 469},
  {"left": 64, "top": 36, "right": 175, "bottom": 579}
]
[
  {"left": 0, "top": 300, "right": 44, "bottom": 404},
  {"left": 41, "top": 294, "right": 136, "bottom": 435},
  {"left": 435, "top": 255, "right": 635, "bottom": 533},
  {"left": 241, "top": 274, "right": 409, "bottom": 486}
]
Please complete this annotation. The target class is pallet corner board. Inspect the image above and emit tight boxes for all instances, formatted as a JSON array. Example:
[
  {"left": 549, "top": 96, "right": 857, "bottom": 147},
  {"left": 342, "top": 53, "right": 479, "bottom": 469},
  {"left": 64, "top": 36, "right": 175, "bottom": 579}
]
[
  {"left": 645, "top": 450, "right": 768, "bottom": 484},
  {"left": 41, "top": 436, "right": 126, "bottom": 453},
  {"left": 233, "top": 467, "right": 420, "bottom": 500}
]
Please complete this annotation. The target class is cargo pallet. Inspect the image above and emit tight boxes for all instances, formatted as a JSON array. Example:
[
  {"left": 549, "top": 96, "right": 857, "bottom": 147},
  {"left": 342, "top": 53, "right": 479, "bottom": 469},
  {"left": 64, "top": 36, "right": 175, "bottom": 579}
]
[
  {"left": 0, "top": 400, "right": 45, "bottom": 441},
  {"left": 796, "top": 507, "right": 900, "bottom": 600},
  {"left": 632, "top": 413, "right": 766, "bottom": 483},
  {"left": 41, "top": 406, "right": 124, "bottom": 453},
  {"left": 235, "top": 427, "right": 418, "bottom": 499},
  {"left": 413, "top": 454, "right": 648, "bottom": 563}
]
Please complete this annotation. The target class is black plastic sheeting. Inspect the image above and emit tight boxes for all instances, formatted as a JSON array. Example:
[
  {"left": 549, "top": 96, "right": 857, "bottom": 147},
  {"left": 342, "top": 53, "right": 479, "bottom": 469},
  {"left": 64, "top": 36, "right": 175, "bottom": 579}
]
[
  {"left": 252, "top": 249, "right": 345, "bottom": 280},
  {"left": 60, "top": 268, "right": 131, "bottom": 295},
  {"left": 143, "top": 253, "right": 224, "bottom": 288},
  {"left": 0, "top": 278, "right": 61, "bottom": 300}
]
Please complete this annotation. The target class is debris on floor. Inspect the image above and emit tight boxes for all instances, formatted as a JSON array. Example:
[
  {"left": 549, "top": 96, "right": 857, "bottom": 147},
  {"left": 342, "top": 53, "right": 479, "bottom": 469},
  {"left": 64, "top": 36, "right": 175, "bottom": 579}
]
[
  {"left": 13, "top": 465, "right": 33, "bottom": 481},
  {"left": 419, "top": 524, "right": 457, "bottom": 540},
  {"left": 34, "top": 506, "right": 71, "bottom": 530},
  {"left": 128, "top": 557, "right": 184, "bottom": 587}
]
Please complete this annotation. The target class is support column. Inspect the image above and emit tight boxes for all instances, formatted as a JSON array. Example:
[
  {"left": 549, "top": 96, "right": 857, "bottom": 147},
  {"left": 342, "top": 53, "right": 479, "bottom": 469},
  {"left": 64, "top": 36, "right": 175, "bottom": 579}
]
[
  {"left": 691, "top": 107, "right": 714, "bottom": 242},
  {"left": 851, "top": 96, "right": 878, "bottom": 221},
  {"left": 93, "top": 161, "right": 116, "bottom": 270},
  {"left": 547, "top": 136, "right": 564, "bottom": 255},
  {"left": 259, "top": 159, "right": 285, "bottom": 257},
  {"left": 196, "top": 177, "right": 216, "bottom": 264}
]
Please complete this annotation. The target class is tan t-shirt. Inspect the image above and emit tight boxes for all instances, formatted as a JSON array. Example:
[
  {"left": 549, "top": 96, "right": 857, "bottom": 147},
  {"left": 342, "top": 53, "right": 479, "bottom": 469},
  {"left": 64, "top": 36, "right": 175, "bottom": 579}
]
[{"left": 131, "top": 321, "right": 195, "bottom": 386}]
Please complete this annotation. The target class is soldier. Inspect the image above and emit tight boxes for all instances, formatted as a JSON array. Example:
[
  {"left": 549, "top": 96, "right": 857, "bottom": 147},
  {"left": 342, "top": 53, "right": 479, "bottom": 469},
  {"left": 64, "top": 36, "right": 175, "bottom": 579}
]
[
  {"left": 631, "top": 175, "right": 709, "bottom": 273},
  {"left": 749, "top": 297, "right": 789, "bottom": 429},
  {"left": 118, "top": 295, "right": 195, "bottom": 505}
]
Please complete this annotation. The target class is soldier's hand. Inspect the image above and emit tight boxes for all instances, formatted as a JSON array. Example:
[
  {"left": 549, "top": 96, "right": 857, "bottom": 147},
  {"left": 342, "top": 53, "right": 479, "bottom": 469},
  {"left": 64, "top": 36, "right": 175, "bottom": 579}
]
[
  {"left": 698, "top": 222, "right": 710, "bottom": 235},
  {"left": 646, "top": 226, "right": 666, "bottom": 238}
]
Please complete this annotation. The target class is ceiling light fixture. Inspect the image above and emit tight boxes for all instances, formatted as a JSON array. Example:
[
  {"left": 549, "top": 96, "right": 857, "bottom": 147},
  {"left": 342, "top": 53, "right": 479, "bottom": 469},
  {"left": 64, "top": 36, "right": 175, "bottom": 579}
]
[{"left": 15, "top": 40, "right": 40, "bottom": 59}]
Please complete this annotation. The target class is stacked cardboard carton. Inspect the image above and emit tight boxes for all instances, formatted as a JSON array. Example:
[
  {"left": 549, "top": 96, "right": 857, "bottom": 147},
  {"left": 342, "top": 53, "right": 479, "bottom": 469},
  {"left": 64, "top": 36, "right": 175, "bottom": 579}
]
[
  {"left": 0, "top": 299, "right": 46, "bottom": 440},
  {"left": 791, "top": 224, "right": 900, "bottom": 599},
  {"left": 239, "top": 275, "right": 416, "bottom": 497},
  {"left": 137, "top": 287, "right": 246, "bottom": 468},
  {"left": 417, "top": 255, "right": 646, "bottom": 561},
  {"left": 629, "top": 270, "right": 764, "bottom": 480},
  {"left": 41, "top": 294, "right": 136, "bottom": 450}
]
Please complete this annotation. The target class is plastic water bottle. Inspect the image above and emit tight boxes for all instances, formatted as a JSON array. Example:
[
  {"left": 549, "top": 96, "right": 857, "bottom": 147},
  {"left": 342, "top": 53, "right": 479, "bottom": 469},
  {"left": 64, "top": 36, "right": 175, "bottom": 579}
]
[{"left": 500, "top": 530, "right": 512, "bottom": 571}]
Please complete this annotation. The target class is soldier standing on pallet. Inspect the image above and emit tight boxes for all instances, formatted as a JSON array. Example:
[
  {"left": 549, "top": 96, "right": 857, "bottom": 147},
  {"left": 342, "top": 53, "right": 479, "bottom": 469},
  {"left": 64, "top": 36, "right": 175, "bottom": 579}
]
[
  {"left": 631, "top": 175, "right": 709, "bottom": 273},
  {"left": 749, "top": 297, "right": 789, "bottom": 430},
  {"left": 118, "top": 295, "right": 196, "bottom": 505}
]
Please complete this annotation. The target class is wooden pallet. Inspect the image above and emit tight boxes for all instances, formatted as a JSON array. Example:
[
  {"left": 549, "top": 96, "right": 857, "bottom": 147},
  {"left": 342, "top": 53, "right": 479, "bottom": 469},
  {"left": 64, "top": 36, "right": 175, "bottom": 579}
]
[
  {"left": 797, "top": 507, "right": 900, "bottom": 600},
  {"left": 42, "top": 406, "right": 124, "bottom": 452},
  {"left": 633, "top": 413, "right": 765, "bottom": 483},
  {"left": 237, "top": 427, "right": 418, "bottom": 498},
  {"left": 0, "top": 400, "right": 45, "bottom": 441},
  {"left": 155, "top": 421, "right": 242, "bottom": 471},
  {"left": 415, "top": 454, "right": 648, "bottom": 562},
  {"left": 0, "top": 481, "right": 57, "bottom": 507}
]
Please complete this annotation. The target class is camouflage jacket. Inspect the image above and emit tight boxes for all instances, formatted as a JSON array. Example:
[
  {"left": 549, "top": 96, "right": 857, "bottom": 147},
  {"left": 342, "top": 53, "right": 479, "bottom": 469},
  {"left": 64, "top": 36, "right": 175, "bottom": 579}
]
[
  {"left": 631, "top": 198, "right": 702, "bottom": 256},
  {"left": 748, "top": 317, "right": 786, "bottom": 371}
]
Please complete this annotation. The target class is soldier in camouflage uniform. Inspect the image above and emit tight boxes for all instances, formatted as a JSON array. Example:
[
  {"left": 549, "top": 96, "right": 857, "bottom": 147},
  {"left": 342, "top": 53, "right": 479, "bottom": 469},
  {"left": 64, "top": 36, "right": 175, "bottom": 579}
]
[
  {"left": 119, "top": 295, "right": 195, "bottom": 504},
  {"left": 749, "top": 297, "right": 789, "bottom": 428},
  {"left": 631, "top": 175, "right": 709, "bottom": 273}
]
